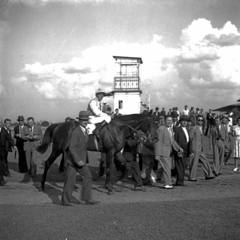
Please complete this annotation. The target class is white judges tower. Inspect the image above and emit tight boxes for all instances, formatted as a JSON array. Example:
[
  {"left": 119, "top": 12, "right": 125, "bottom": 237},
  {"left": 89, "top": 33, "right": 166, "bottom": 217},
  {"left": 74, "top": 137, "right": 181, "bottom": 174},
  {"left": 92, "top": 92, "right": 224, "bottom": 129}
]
[{"left": 112, "top": 56, "right": 143, "bottom": 115}]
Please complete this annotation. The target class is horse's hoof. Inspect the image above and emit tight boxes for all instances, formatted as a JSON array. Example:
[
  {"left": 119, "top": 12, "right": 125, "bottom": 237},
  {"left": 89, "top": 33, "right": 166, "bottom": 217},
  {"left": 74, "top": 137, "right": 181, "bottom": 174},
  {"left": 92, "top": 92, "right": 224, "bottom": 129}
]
[{"left": 107, "top": 191, "right": 114, "bottom": 195}]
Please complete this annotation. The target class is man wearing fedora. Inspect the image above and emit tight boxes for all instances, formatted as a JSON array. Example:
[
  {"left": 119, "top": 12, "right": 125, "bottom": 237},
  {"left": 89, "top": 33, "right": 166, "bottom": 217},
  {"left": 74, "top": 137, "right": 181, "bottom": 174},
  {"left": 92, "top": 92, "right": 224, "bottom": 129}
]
[
  {"left": 87, "top": 88, "right": 112, "bottom": 137},
  {"left": 61, "top": 111, "right": 99, "bottom": 206},
  {"left": 172, "top": 115, "right": 190, "bottom": 186},
  {"left": 14, "top": 116, "right": 27, "bottom": 173}
]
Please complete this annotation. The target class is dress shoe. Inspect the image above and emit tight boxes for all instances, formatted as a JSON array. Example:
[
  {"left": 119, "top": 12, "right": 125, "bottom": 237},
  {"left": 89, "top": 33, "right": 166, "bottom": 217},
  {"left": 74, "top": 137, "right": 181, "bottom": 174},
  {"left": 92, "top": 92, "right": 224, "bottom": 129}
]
[
  {"left": 0, "top": 180, "right": 7, "bottom": 186},
  {"left": 61, "top": 202, "right": 72, "bottom": 207},
  {"left": 188, "top": 178, "right": 197, "bottom": 182},
  {"left": 81, "top": 200, "right": 100, "bottom": 205},
  {"left": 134, "top": 186, "right": 147, "bottom": 192},
  {"left": 175, "top": 183, "right": 185, "bottom": 186},
  {"left": 205, "top": 176, "right": 215, "bottom": 180},
  {"left": 163, "top": 185, "right": 173, "bottom": 189}
]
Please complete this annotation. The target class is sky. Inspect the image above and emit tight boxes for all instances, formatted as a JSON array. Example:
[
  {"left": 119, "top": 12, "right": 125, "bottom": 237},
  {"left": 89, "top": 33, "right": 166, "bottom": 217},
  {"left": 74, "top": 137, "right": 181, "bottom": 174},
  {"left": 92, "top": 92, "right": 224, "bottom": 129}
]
[{"left": 0, "top": 0, "right": 240, "bottom": 122}]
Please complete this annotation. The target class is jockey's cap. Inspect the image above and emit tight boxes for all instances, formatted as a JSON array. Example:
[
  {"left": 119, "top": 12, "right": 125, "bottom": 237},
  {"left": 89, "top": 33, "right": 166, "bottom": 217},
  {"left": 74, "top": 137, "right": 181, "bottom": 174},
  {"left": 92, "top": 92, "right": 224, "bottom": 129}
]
[
  {"left": 95, "top": 88, "right": 106, "bottom": 96},
  {"left": 77, "top": 111, "right": 89, "bottom": 120}
]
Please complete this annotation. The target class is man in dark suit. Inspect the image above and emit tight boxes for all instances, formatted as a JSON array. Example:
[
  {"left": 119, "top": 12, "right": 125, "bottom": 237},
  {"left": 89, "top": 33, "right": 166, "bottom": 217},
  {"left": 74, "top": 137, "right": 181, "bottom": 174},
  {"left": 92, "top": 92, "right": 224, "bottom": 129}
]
[
  {"left": 61, "top": 111, "right": 99, "bottom": 206},
  {"left": 22, "top": 117, "right": 42, "bottom": 177},
  {"left": 152, "top": 107, "right": 160, "bottom": 123},
  {"left": 173, "top": 115, "right": 190, "bottom": 186},
  {"left": 189, "top": 115, "right": 215, "bottom": 181},
  {"left": 0, "top": 119, "right": 16, "bottom": 177},
  {"left": 14, "top": 116, "right": 27, "bottom": 173},
  {"left": 154, "top": 115, "right": 183, "bottom": 189}
]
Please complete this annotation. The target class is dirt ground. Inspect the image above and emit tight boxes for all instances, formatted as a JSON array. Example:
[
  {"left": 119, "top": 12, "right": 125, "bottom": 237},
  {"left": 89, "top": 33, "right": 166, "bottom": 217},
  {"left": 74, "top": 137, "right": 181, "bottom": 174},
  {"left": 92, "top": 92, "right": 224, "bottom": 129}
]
[{"left": 1, "top": 136, "right": 240, "bottom": 240}]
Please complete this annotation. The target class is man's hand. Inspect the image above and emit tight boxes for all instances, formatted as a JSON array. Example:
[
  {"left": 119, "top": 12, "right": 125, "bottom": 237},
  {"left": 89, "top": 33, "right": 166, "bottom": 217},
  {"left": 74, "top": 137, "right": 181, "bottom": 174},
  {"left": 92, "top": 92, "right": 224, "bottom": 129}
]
[
  {"left": 190, "top": 153, "right": 194, "bottom": 158},
  {"left": 209, "top": 145, "right": 212, "bottom": 150},
  {"left": 77, "top": 161, "right": 85, "bottom": 167}
]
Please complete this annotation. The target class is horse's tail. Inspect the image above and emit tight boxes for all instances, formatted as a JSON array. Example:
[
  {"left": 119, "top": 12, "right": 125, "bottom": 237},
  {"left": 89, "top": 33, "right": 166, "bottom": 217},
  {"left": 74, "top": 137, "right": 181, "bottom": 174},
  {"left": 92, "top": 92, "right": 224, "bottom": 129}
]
[{"left": 37, "top": 123, "right": 59, "bottom": 154}]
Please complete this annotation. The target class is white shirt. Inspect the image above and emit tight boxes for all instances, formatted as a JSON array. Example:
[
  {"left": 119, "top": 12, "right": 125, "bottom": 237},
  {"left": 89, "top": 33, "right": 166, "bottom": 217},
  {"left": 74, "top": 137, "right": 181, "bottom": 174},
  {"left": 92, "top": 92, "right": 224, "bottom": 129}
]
[
  {"left": 88, "top": 98, "right": 103, "bottom": 116},
  {"left": 182, "top": 109, "right": 189, "bottom": 115},
  {"left": 181, "top": 126, "right": 189, "bottom": 142}
]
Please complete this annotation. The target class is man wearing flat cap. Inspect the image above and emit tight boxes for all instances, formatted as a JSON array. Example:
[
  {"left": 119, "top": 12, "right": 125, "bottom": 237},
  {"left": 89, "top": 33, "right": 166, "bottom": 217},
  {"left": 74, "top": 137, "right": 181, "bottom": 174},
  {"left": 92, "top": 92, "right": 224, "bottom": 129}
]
[
  {"left": 14, "top": 116, "right": 27, "bottom": 173},
  {"left": 87, "top": 88, "right": 112, "bottom": 137},
  {"left": 61, "top": 111, "right": 99, "bottom": 206},
  {"left": 172, "top": 115, "right": 190, "bottom": 186}
]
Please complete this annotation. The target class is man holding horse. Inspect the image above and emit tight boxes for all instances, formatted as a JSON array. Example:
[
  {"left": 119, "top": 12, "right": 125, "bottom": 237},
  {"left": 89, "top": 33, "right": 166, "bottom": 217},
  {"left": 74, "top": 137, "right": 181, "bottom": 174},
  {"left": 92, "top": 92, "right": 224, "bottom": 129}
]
[
  {"left": 61, "top": 111, "right": 100, "bottom": 206},
  {"left": 87, "top": 88, "right": 112, "bottom": 137}
]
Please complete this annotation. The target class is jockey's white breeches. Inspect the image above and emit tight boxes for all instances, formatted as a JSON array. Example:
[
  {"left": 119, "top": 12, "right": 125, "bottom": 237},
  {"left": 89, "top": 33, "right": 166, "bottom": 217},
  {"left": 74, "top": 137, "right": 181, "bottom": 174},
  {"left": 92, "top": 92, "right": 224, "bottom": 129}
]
[{"left": 88, "top": 113, "right": 111, "bottom": 124}]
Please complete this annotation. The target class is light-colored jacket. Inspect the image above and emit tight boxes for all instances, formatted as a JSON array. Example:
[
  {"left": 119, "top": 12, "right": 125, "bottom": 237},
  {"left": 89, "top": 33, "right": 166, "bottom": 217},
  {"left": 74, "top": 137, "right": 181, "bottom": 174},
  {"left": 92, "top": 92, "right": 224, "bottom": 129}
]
[
  {"left": 189, "top": 125, "right": 203, "bottom": 153},
  {"left": 154, "top": 125, "right": 181, "bottom": 157}
]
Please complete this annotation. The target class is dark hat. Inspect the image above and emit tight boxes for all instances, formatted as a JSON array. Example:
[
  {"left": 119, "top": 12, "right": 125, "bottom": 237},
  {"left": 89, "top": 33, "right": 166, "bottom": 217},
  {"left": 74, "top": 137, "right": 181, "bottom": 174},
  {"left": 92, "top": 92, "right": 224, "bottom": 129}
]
[
  {"left": 171, "top": 112, "right": 179, "bottom": 118},
  {"left": 179, "top": 115, "right": 189, "bottom": 122},
  {"left": 17, "top": 115, "right": 24, "bottom": 121},
  {"left": 77, "top": 111, "right": 89, "bottom": 120}
]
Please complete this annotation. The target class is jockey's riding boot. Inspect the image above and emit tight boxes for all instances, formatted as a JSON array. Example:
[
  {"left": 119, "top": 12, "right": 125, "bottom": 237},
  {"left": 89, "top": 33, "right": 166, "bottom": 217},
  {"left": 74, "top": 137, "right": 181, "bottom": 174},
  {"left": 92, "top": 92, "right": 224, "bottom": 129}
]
[{"left": 93, "top": 120, "right": 108, "bottom": 138}]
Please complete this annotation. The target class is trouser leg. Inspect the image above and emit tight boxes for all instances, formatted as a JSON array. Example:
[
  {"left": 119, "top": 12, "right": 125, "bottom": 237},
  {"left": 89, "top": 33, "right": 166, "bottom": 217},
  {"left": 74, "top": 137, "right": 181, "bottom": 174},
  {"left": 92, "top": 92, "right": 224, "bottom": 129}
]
[
  {"left": 189, "top": 152, "right": 200, "bottom": 179},
  {"left": 212, "top": 143, "right": 220, "bottom": 174},
  {"left": 62, "top": 164, "right": 77, "bottom": 204},
  {"left": 0, "top": 156, "right": 5, "bottom": 182},
  {"left": 2, "top": 152, "right": 10, "bottom": 176},
  {"left": 218, "top": 140, "right": 225, "bottom": 173},
  {"left": 25, "top": 149, "right": 31, "bottom": 172},
  {"left": 77, "top": 164, "right": 92, "bottom": 201},
  {"left": 159, "top": 156, "right": 172, "bottom": 186},
  {"left": 199, "top": 152, "right": 214, "bottom": 177},
  {"left": 130, "top": 161, "right": 143, "bottom": 187},
  {"left": 175, "top": 156, "right": 186, "bottom": 184}
]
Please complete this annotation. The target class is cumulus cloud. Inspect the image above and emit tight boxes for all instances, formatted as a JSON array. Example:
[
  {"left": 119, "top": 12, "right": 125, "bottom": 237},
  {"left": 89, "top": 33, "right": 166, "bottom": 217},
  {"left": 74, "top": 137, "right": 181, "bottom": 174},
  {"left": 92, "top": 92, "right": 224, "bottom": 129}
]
[{"left": 12, "top": 18, "right": 240, "bottom": 110}]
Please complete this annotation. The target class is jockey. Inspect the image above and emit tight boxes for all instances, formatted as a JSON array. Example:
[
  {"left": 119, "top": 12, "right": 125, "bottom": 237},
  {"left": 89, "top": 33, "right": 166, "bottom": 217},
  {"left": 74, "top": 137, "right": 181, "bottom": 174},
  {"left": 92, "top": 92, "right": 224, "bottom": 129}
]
[{"left": 87, "top": 88, "right": 112, "bottom": 137}]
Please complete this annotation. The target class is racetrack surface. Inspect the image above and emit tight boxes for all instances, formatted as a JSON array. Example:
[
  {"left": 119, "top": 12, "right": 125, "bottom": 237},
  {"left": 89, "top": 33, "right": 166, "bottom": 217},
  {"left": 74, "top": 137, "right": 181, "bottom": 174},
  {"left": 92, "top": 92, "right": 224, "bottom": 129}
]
[{"left": 1, "top": 136, "right": 240, "bottom": 240}]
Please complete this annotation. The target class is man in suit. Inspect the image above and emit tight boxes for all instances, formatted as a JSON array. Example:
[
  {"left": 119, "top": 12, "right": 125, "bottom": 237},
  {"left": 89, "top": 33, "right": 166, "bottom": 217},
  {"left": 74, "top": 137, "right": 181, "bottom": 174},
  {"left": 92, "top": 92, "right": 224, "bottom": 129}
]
[
  {"left": 219, "top": 115, "right": 232, "bottom": 164},
  {"left": 14, "top": 116, "right": 27, "bottom": 173},
  {"left": 0, "top": 119, "right": 16, "bottom": 177},
  {"left": 113, "top": 108, "right": 122, "bottom": 117},
  {"left": 153, "top": 107, "right": 160, "bottom": 123},
  {"left": 154, "top": 115, "right": 183, "bottom": 189},
  {"left": 22, "top": 117, "right": 42, "bottom": 177},
  {"left": 61, "top": 111, "right": 100, "bottom": 206},
  {"left": 173, "top": 115, "right": 190, "bottom": 186},
  {"left": 209, "top": 117, "right": 225, "bottom": 176},
  {"left": 189, "top": 115, "right": 215, "bottom": 181}
]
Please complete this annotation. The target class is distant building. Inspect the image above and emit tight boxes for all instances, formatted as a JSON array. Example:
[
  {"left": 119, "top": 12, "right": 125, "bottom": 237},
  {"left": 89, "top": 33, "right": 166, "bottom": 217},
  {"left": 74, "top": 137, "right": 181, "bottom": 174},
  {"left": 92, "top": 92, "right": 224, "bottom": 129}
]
[{"left": 112, "top": 56, "right": 143, "bottom": 115}]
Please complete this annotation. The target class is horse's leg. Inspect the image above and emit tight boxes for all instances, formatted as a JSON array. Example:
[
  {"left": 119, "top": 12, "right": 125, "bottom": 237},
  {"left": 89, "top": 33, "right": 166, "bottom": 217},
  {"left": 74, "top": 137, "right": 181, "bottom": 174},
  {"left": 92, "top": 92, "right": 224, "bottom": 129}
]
[
  {"left": 40, "top": 150, "right": 61, "bottom": 192},
  {"left": 105, "top": 149, "right": 115, "bottom": 195},
  {"left": 114, "top": 152, "right": 127, "bottom": 182}
]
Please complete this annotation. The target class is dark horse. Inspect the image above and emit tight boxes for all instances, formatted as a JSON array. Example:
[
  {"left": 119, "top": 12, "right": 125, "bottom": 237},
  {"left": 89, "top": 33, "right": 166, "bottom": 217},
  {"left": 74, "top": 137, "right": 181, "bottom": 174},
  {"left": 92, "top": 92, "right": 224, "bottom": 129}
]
[{"left": 37, "top": 111, "right": 152, "bottom": 195}]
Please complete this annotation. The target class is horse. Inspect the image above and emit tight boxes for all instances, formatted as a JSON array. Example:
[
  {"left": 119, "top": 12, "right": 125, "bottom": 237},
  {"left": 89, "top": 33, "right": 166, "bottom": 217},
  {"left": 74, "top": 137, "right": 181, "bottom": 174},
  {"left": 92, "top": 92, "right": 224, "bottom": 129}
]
[{"left": 37, "top": 111, "right": 153, "bottom": 195}]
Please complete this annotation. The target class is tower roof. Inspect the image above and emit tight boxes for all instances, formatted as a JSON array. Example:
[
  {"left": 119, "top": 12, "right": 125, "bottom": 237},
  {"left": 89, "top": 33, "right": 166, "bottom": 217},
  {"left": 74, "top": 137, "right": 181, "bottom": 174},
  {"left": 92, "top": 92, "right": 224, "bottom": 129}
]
[{"left": 113, "top": 56, "right": 143, "bottom": 64}]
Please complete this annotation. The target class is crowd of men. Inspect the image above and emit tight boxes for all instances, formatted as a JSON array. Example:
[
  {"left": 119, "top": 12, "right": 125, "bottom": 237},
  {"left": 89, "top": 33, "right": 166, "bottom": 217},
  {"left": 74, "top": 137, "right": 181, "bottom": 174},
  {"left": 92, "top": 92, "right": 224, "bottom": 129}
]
[
  {"left": 0, "top": 116, "right": 42, "bottom": 186},
  {"left": 0, "top": 98, "right": 237, "bottom": 206}
]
